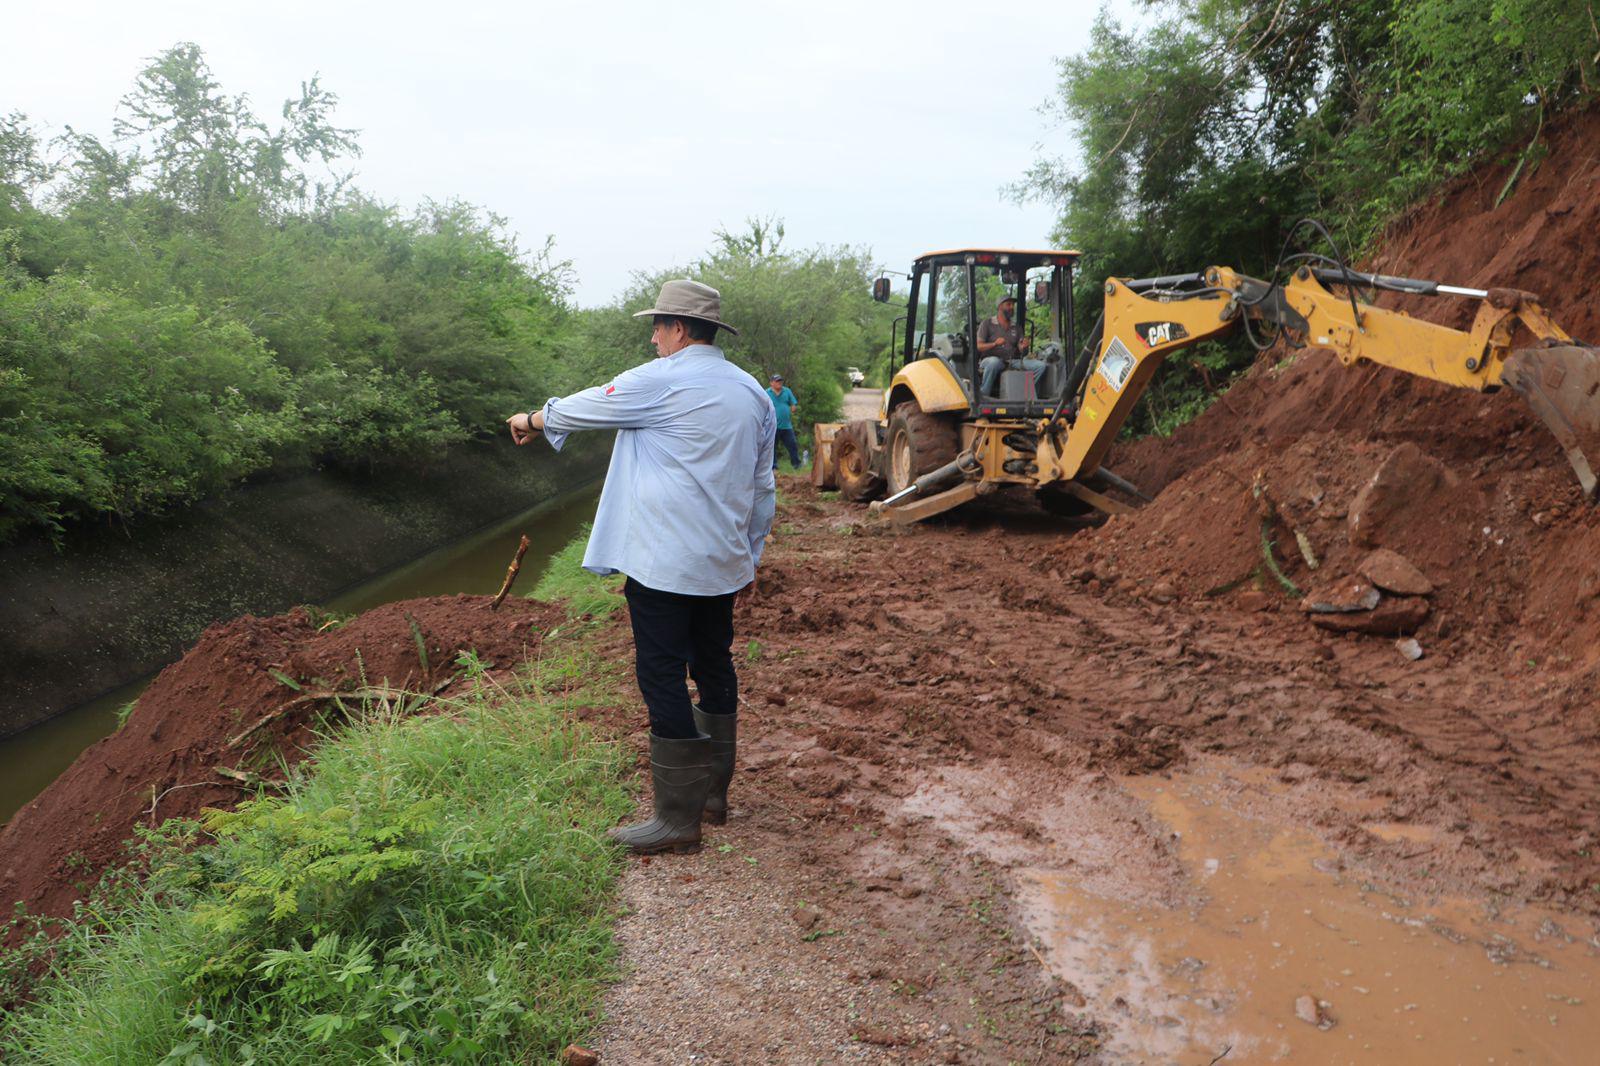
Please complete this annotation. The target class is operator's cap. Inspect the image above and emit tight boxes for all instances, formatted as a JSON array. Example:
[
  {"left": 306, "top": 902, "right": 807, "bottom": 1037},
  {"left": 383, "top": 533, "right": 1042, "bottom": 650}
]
[{"left": 997, "top": 295, "right": 1016, "bottom": 309}]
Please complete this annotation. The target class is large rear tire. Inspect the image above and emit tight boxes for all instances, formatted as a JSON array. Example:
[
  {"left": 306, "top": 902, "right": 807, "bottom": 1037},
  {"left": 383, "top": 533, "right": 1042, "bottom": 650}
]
[
  {"left": 885, "top": 402, "right": 961, "bottom": 496},
  {"left": 834, "top": 420, "right": 885, "bottom": 502}
]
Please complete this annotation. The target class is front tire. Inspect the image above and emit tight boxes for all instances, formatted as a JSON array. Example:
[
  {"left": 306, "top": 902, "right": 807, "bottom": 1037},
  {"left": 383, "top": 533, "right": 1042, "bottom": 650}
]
[
  {"left": 885, "top": 402, "right": 960, "bottom": 496},
  {"left": 834, "top": 420, "right": 884, "bottom": 502}
]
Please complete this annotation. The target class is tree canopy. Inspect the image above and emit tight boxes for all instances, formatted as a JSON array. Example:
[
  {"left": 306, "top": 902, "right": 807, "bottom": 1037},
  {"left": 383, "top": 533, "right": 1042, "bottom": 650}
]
[
  {"left": 581, "top": 216, "right": 895, "bottom": 430},
  {"left": 0, "top": 47, "right": 893, "bottom": 545},
  {"left": 1019, "top": 0, "right": 1600, "bottom": 435}
]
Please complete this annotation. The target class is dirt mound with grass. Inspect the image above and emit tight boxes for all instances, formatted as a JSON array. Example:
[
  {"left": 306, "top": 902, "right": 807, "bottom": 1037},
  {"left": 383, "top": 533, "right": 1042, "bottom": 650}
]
[
  {"left": 1089, "top": 102, "right": 1600, "bottom": 668},
  {"left": 0, "top": 595, "right": 562, "bottom": 927}
]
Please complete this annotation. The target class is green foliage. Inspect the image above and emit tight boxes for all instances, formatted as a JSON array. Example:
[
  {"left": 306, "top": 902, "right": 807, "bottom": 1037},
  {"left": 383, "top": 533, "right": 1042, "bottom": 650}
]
[
  {"left": 1021, "top": 0, "right": 1600, "bottom": 436},
  {"left": 530, "top": 525, "right": 625, "bottom": 621},
  {"left": 2, "top": 48, "right": 909, "bottom": 542},
  {"left": 582, "top": 216, "right": 898, "bottom": 428},
  {"left": 0, "top": 44, "right": 592, "bottom": 544},
  {"left": 0, "top": 662, "right": 632, "bottom": 1064}
]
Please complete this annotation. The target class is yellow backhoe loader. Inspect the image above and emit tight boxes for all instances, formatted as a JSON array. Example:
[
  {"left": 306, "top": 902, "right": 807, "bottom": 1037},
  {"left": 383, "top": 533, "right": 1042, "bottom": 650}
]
[{"left": 815, "top": 221, "right": 1600, "bottom": 524}]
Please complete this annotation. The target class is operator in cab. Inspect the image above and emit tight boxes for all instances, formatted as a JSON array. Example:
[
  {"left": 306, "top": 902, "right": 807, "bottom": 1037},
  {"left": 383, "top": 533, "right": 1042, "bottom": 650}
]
[{"left": 977, "top": 295, "right": 1046, "bottom": 399}]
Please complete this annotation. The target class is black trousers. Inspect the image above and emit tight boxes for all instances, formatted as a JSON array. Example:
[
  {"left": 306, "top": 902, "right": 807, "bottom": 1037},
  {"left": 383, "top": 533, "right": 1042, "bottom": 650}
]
[{"left": 623, "top": 577, "right": 738, "bottom": 739}]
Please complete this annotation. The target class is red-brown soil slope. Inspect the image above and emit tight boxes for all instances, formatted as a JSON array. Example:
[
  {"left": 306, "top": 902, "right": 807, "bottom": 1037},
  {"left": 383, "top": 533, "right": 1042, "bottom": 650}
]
[
  {"left": 1093, "top": 103, "right": 1600, "bottom": 668},
  {"left": 0, "top": 596, "right": 559, "bottom": 927}
]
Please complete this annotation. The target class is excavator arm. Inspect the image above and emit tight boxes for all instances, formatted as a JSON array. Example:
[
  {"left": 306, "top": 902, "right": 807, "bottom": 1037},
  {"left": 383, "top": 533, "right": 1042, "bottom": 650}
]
[{"left": 1046, "top": 264, "right": 1600, "bottom": 501}]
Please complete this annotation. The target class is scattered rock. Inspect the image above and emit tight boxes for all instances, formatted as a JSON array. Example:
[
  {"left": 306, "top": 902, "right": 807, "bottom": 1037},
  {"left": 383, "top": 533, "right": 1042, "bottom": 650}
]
[
  {"left": 1236, "top": 589, "right": 1272, "bottom": 612},
  {"left": 1310, "top": 595, "right": 1431, "bottom": 636},
  {"left": 850, "top": 1024, "right": 909, "bottom": 1046},
  {"left": 1396, "top": 637, "right": 1424, "bottom": 661},
  {"left": 1358, "top": 548, "right": 1434, "bottom": 596},
  {"left": 792, "top": 904, "right": 824, "bottom": 931},
  {"left": 560, "top": 1046, "right": 599, "bottom": 1066},
  {"left": 1293, "top": 994, "right": 1337, "bottom": 1029},
  {"left": 1348, "top": 443, "right": 1454, "bottom": 548},
  {"left": 1300, "top": 577, "right": 1381, "bottom": 614}
]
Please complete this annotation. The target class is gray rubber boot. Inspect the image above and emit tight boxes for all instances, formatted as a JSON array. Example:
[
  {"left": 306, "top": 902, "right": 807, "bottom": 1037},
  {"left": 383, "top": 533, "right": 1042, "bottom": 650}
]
[
  {"left": 608, "top": 733, "right": 713, "bottom": 854},
  {"left": 693, "top": 705, "right": 737, "bottom": 825}
]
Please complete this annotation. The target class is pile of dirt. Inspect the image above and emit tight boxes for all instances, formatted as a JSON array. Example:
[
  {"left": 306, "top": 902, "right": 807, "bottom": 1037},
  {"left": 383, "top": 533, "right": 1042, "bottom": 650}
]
[
  {"left": 0, "top": 595, "right": 561, "bottom": 927},
  {"left": 1089, "top": 102, "right": 1600, "bottom": 666}
]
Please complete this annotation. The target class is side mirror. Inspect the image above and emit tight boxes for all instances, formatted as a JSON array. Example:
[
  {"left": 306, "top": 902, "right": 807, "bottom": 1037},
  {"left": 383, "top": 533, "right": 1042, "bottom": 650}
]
[
  {"left": 871, "top": 277, "right": 891, "bottom": 303},
  {"left": 1033, "top": 280, "right": 1050, "bottom": 304}
]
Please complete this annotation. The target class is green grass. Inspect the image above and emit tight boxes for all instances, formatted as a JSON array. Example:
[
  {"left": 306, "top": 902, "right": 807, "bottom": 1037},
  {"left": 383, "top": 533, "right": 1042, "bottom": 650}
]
[
  {"left": 2, "top": 590, "right": 634, "bottom": 1063},
  {"left": 530, "top": 524, "right": 625, "bottom": 621}
]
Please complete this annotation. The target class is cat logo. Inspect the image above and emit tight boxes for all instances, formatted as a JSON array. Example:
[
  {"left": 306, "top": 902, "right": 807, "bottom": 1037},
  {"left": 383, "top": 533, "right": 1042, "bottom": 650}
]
[{"left": 1134, "top": 321, "right": 1189, "bottom": 348}]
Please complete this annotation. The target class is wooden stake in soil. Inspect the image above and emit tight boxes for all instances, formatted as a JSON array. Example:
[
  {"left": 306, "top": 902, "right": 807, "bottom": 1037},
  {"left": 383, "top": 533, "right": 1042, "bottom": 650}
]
[{"left": 490, "top": 534, "right": 531, "bottom": 611}]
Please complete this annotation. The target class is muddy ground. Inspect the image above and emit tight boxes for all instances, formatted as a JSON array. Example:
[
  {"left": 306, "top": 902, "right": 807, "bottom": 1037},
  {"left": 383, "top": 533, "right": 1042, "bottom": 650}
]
[
  {"left": 8, "top": 469, "right": 1597, "bottom": 1061},
  {"left": 588, "top": 476, "right": 1600, "bottom": 1064},
  {"left": 9, "top": 103, "right": 1600, "bottom": 1066}
]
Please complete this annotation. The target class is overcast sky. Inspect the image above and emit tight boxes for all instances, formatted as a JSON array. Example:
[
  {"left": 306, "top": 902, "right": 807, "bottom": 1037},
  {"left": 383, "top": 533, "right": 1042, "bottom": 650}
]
[{"left": 3, "top": 1, "right": 1127, "bottom": 306}]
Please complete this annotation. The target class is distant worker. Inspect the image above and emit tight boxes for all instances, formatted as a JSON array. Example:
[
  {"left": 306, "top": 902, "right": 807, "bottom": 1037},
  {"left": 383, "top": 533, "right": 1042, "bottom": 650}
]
[
  {"left": 506, "top": 279, "right": 775, "bottom": 855},
  {"left": 767, "top": 373, "right": 801, "bottom": 469},
  {"left": 978, "top": 295, "right": 1045, "bottom": 398}
]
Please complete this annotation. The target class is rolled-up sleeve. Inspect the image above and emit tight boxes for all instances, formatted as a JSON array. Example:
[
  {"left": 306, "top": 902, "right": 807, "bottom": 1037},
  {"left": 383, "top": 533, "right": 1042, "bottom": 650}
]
[
  {"left": 541, "top": 367, "right": 670, "bottom": 451},
  {"left": 748, "top": 404, "right": 777, "bottom": 565}
]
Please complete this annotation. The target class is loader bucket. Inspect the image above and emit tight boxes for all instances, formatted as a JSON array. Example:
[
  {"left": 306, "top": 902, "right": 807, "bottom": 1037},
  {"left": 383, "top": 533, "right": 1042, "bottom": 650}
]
[{"left": 1503, "top": 345, "right": 1600, "bottom": 503}]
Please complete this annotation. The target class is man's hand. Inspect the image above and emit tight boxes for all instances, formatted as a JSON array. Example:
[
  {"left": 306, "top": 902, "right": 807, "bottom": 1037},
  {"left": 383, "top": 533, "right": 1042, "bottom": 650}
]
[
  {"left": 507, "top": 410, "right": 544, "bottom": 446},
  {"left": 1019, "top": 335, "right": 1031, "bottom": 352}
]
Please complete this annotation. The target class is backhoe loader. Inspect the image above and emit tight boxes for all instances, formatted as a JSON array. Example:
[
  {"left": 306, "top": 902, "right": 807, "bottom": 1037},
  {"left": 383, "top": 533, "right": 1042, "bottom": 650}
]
[{"left": 815, "top": 222, "right": 1600, "bottom": 524}]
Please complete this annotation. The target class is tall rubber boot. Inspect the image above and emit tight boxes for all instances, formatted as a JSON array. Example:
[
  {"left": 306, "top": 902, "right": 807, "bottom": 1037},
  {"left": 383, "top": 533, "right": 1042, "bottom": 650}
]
[
  {"left": 608, "top": 733, "right": 713, "bottom": 854},
  {"left": 693, "top": 705, "right": 737, "bottom": 825}
]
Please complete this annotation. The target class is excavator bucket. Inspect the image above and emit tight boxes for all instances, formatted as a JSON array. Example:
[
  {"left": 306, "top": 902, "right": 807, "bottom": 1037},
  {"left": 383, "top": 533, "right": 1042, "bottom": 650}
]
[{"left": 1502, "top": 345, "right": 1600, "bottom": 503}]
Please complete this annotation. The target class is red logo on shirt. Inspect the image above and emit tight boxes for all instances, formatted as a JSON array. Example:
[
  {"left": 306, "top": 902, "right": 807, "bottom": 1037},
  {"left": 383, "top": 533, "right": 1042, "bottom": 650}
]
[{"left": 604, "top": 385, "right": 616, "bottom": 396}]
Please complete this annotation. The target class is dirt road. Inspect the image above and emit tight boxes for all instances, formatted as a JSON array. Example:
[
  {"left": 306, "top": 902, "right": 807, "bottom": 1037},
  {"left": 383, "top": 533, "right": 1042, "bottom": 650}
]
[
  {"left": 593, "top": 478, "right": 1600, "bottom": 1064},
  {"left": 842, "top": 386, "right": 882, "bottom": 422}
]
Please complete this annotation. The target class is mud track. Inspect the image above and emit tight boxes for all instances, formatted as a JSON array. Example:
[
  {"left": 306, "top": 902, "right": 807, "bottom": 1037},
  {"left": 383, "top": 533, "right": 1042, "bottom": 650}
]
[{"left": 591, "top": 480, "right": 1600, "bottom": 1063}]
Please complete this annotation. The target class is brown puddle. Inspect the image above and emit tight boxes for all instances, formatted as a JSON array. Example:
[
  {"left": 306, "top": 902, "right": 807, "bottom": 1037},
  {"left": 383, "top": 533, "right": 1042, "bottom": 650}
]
[{"left": 1019, "top": 770, "right": 1600, "bottom": 1064}]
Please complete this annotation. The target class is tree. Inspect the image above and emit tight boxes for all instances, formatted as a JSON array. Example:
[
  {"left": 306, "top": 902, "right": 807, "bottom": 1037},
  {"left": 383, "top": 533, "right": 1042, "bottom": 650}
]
[{"left": 1016, "top": 0, "right": 1600, "bottom": 436}]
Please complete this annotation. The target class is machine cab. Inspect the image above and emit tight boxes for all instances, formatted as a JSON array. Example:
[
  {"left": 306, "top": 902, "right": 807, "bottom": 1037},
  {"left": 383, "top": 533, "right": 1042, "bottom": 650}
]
[{"left": 876, "top": 248, "right": 1080, "bottom": 419}]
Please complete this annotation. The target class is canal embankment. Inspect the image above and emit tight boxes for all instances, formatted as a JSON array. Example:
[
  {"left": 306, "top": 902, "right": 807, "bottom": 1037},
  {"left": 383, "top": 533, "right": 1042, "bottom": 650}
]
[{"left": 0, "top": 436, "right": 610, "bottom": 740}]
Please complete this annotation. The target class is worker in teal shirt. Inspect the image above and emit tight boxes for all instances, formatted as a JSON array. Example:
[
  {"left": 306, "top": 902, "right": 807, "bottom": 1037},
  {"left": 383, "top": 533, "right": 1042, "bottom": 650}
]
[{"left": 767, "top": 373, "right": 800, "bottom": 469}]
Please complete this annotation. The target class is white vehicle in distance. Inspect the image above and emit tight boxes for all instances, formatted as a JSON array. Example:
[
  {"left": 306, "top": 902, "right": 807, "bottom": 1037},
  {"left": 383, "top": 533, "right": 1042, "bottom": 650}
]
[{"left": 845, "top": 366, "right": 865, "bottom": 386}]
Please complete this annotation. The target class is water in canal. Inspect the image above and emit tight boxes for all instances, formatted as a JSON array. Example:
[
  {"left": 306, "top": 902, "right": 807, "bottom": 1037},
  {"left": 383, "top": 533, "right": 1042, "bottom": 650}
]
[{"left": 0, "top": 482, "right": 602, "bottom": 825}]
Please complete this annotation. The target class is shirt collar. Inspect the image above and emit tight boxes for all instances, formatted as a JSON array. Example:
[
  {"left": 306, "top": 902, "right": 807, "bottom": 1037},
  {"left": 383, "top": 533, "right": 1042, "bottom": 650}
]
[{"left": 672, "top": 343, "right": 724, "bottom": 360}]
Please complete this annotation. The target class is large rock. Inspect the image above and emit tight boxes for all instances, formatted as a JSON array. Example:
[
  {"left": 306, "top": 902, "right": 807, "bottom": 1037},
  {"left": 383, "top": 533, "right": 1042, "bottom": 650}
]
[
  {"left": 1300, "top": 576, "right": 1381, "bottom": 614},
  {"left": 1359, "top": 548, "right": 1435, "bottom": 596},
  {"left": 1310, "top": 595, "right": 1431, "bottom": 635},
  {"left": 1348, "top": 443, "right": 1455, "bottom": 548}
]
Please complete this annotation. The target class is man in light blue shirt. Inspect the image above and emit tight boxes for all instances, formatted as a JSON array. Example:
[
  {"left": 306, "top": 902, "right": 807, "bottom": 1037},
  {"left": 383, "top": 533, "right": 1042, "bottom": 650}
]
[{"left": 507, "top": 280, "right": 774, "bottom": 855}]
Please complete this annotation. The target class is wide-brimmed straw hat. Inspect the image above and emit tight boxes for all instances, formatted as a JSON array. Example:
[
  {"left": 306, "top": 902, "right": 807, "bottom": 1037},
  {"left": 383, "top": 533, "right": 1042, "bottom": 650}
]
[{"left": 632, "top": 279, "right": 739, "bottom": 336}]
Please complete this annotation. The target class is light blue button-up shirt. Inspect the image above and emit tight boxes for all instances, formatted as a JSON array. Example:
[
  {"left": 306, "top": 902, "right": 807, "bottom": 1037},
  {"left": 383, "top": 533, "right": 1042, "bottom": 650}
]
[{"left": 541, "top": 345, "right": 777, "bottom": 596}]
